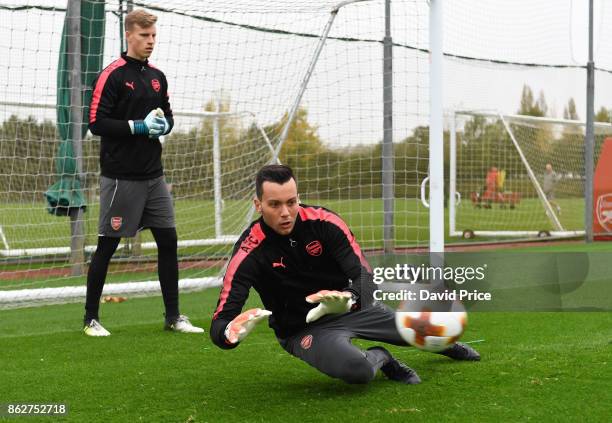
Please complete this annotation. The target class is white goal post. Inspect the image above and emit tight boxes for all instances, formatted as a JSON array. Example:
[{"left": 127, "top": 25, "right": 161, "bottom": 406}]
[{"left": 449, "top": 110, "right": 612, "bottom": 240}]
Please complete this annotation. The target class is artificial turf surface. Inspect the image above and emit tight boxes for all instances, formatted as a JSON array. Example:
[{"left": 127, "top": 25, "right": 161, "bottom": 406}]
[
  {"left": 1, "top": 199, "right": 611, "bottom": 421},
  {"left": 1, "top": 288, "right": 610, "bottom": 422}
]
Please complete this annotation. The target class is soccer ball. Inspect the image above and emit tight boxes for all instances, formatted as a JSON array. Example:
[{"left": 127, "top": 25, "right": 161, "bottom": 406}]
[{"left": 395, "top": 306, "right": 467, "bottom": 352}]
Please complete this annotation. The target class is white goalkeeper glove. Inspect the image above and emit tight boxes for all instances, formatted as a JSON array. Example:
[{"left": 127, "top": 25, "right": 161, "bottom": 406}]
[
  {"left": 305, "top": 290, "right": 355, "bottom": 323},
  {"left": 129, "top": 108, "right": 168, "bottom": 138},
  {"left": 224, "top": 308, "right": 272, "bottom": 344},
  {"left": 151, "top": 107, "right": 170, "bottom": 137},
  {"left": 129, "top": 108, "right": 163, "bottom": 136}
]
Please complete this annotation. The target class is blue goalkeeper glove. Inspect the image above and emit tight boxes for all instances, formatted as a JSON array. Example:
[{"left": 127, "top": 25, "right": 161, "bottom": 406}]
[
  {"left": 224, "top": 308, "right": 272, "bottom": 344},
  {"left": 129, "top": 108, "right": 165, "bottom": 137},
  {"left": 305, "top": 290, "right": 355, "bottom": 323}
]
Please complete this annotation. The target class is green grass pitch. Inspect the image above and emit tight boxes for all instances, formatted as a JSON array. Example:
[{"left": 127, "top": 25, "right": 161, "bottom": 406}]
[
  {"left": 0, "top": 199, "right": 429, "bottom": 252},
  {"left": 0, "top": 196, "right": 586, "bottom": 257},
  {"left": 1, "top": 199, "right": 611, "bottom": 421},
  {"left": 1, "top": 288, "right": 610, "bottom": 422}
]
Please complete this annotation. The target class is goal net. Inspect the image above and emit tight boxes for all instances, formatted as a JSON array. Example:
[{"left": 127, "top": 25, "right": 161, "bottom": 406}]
[
  {"left": 0, "top": 1, "right": 429, "bottom": 308},
  {"left": 450, "top": 111, "right": 612, "bottom": 240},
  {"left": 3, "top": 0, "right": 612, "bottom": 308}
]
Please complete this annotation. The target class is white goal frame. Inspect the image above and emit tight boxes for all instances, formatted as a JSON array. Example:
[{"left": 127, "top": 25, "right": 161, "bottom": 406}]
[
  {"left": 448, "top": 110, "right": 602, "bottom": 239},
  {"left": 0, "top": 0, "right": 377, "bottom": 308}
]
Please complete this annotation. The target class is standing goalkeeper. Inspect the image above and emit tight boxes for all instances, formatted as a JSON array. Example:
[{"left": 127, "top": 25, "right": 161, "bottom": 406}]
[
  {"left": 210, "top": 165, "right": 479, "bottom": 384},
  {"left": 543, "top": 163, "right": 562, "bottom": 215},
  {"left": 83, "top": 9, "right": 202, "bottom": 336}
]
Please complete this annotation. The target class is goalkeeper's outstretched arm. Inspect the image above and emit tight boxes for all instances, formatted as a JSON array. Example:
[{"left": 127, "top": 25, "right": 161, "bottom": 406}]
[{"left": 210, "top": 248, "right": 259, "bottom": 349}]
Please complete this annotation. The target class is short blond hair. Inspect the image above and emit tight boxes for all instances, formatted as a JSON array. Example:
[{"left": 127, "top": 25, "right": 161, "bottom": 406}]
[{"left": 125, "top": 9, "right": 157, "bottom": 31}]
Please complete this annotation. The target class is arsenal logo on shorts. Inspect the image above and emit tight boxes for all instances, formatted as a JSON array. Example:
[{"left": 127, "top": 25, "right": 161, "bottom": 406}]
[
  {"left": 300, "top": 334, "right": 313, "bottom": 350},
  {"left": 110, "top": 216, "right": 122, "bottom": 231},
  {"left": 305, "top": 240, "right": 322, "bottom": 256},
  {"left": 151, "top": 79, "right": 161, "bottom": 92}
]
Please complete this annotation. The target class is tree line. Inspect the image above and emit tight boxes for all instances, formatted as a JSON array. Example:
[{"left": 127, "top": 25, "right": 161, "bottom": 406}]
[{"left": 1, "top": 85, "right": 611, "bottom": 202}]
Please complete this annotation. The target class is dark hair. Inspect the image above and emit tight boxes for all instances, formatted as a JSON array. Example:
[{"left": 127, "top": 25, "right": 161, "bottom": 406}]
[{"left": 255, "top": 164, "right": 296, "bottom": 199}]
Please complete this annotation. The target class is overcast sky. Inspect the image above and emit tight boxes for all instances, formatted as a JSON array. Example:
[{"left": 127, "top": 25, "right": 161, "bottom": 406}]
[{"left": 1, "top": 0, "right": 611, "bottom": 146}]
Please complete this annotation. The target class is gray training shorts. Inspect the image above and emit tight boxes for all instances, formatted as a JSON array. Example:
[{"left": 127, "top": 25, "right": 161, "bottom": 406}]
[
  {"left": 277, "top": 303, "right": 408, "bottom": 382},
  {"left": 98, "top": 175, "right": 175, "bottom": 237}
]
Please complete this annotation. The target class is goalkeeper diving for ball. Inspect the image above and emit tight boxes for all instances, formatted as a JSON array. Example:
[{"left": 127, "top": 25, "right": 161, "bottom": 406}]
[{"left": 210, "top": 165, "right": 480, "bottom": 384}]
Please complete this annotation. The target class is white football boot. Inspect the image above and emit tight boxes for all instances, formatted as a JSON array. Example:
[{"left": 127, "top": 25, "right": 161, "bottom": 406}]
[
  {"left": 83, "top": 319, "right": 111, "bottom": 337},
  {"left": 164, "top": 315, "right": 204, "bottom": 333}
]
